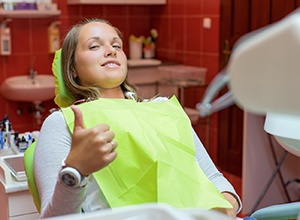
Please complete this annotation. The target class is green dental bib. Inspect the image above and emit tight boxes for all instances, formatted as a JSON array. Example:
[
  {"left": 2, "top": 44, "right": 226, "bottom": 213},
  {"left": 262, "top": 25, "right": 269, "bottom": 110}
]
[{"left": 61, "top": 96, "right": 232, "bottom": 210}]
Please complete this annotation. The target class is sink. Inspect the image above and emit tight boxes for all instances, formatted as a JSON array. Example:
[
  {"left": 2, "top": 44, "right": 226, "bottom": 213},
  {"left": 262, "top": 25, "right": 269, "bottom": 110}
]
[{"left": 0, "top": 75, "right": 55, "bottom": 103}]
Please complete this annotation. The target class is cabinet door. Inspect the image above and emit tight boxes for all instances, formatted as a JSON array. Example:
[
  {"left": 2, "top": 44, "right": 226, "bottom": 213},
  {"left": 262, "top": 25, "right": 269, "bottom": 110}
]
[{"left": 9, "top": 191, "right": 38, "bottom": 218}]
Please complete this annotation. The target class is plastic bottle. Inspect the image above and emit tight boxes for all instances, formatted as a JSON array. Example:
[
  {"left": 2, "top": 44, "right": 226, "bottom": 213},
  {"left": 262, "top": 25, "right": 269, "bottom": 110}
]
[
  {"left": 48, "top": 21, "right": 60, "bottom": 54},
  {"left": 2, "top": 115, "right": 11, "bottom": 149},
  {"left": 18, "top": 136, "right": 28, "bottom": 153}
]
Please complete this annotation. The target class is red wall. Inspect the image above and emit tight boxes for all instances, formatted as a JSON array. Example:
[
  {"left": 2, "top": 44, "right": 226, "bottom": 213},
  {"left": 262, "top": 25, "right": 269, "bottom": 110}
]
[{"left": 0, "top": 0, "right": 220, "bottom": 158}]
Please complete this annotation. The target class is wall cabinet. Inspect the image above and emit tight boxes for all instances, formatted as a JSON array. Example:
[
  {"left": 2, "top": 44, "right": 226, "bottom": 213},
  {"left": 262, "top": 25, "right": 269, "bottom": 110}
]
[{"left": 68, "top": 0, "right": 166, "bottom": 5}]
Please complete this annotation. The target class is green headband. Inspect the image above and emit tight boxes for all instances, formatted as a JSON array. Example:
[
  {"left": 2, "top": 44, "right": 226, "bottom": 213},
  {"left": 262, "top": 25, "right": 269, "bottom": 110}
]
[{"left": 52, "top": 49, "right": 74, "bottom": 108}]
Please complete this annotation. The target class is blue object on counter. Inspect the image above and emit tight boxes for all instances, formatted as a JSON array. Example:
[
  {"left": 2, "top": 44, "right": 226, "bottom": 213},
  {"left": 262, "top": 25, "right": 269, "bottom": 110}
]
[{"left": 0, "top": 132, "right": 3, "bottom": 149}]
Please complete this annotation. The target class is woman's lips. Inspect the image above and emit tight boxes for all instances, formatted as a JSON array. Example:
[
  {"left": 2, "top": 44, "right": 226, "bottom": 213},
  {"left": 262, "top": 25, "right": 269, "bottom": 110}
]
[{"left": 101, "top": 60, "right": 120, "bottom": 67}]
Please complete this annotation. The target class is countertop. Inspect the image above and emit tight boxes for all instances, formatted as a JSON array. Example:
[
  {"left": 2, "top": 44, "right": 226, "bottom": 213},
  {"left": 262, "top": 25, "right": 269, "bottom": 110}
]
[
  {"left": 0, "top": 148, "right": 28, "bottom": 193},
  {"left": 127, "top": 59, "right": 177, "bottom": 69}
]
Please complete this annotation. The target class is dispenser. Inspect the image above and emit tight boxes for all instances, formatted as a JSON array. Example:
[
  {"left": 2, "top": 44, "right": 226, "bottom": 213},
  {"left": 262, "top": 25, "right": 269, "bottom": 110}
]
[
  {"left": 0, "top": 19, "right": 12, "bottom": 56},
  {"left": 48, "top": 21, "right": 60, "bottom": 54},
  {"left": 1, "top": 115, "right": 12, "bottom": 149}
]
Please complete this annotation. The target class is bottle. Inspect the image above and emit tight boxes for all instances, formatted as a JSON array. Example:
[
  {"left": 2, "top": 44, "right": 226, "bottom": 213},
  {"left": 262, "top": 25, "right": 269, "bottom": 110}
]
[
  {"left": 18, "top": 136, "right": 28, "bottom": 153},
  {"left": 0, "top": 19, "right": 11, "bottom": 56},
  {"left": 2, "top": 115, "right": 11, "bottom": 149},
  {"left": 48, "top": 21, "right": 60, "bottom": 54}
]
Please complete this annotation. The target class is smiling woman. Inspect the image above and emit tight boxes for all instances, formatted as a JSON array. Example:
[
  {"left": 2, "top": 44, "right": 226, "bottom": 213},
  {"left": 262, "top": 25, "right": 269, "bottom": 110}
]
[
  {"left": 32, "top": 18, "right": 242, "bottom": 219},
  {"left": 58, "top": 18, "right": 138, "bottom": 107},
  {"left": 73, "top": 22, "right": 127, "bottom": 91}
]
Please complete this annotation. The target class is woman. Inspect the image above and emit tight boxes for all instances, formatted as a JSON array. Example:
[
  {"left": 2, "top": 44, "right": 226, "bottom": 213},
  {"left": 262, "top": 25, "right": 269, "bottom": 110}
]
[{"left": 34, "top": 18, "right": 241, "bottom": 218}]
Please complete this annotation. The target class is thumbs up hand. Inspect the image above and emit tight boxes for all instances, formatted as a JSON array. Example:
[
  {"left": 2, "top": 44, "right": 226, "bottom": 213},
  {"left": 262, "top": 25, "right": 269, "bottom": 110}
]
[{"left": 64, "top": 105, "right": 118, "bottom": 177}]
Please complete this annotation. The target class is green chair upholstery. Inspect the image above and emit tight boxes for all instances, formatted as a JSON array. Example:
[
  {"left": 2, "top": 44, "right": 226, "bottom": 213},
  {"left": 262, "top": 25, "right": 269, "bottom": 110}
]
[{"left": 24, "top": 142, "right": 41, "bottom": 213}]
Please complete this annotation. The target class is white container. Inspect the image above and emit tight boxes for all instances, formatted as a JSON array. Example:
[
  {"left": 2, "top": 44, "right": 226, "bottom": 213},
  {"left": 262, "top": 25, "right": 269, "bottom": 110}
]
[
  {"left": 144, "top": 47, "right": 155, "bottom": 59},
  {"left": 129, "top": 40, "right": 143, "bottom": 59}
]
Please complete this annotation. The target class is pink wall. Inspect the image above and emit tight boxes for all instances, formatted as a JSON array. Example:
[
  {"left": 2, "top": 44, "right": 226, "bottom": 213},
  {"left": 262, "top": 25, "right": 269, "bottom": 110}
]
[{"left": 0, "top": 0, "right": 220, "bottom": 156}]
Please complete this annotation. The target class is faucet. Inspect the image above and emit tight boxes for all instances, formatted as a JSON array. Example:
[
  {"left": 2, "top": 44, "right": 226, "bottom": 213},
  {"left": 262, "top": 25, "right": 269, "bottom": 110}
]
[{"left": 29, "top": 67, "right": 37, "bottom": 80}]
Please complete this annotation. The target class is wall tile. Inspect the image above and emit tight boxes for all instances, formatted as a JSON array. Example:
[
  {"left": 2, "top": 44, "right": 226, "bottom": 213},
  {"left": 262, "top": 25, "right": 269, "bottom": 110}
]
[
  {"left": 11, "top": 20, "right": 30, "bottom": 54},
  {"left": 80, "top": 5, "right": 106, "bottom": 17},
  {"left": 185, "top": 0, "right": 203, "bottom": 15},
  {"left": 169, "top": 17, "right": 185, "bottom": 51},
  {"left": 184, "top": 53, "right": 203, "bottom": 67},
  {"left": 152, "top": 17, "right": 170, "bottom": 51},
  {"left": 203, "top": 0, "right": 220, "bottom": 14},
  {"left": 6, "top": 55, "right": 32, "bottom": 77},
  {"left": 185, "top": 17, "right": 203, "bottom": 52},
  {"left": 128, "top": 17, "right": 151, "bottom": 38},
  {"left": 149, "top": 5, "right": 169, "bottom": 16},
  {"left": 31, "top": 19, "right": 55, "bottom": 53},
  {"left": 203, "top": 16, "right": 219, "bottom": 53},
  {"left": 128, "top": 5, "right": 150, "bottom": 16},
  {"left": 169, "top": 0, "right": 185, "bottom": 15},
  {"left": 202, "top": 54, "right": 220, "bottom": 82}
]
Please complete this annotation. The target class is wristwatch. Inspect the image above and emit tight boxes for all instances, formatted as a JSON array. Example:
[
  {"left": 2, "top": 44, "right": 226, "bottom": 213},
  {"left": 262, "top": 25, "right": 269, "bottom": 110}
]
[{"left": 59, "top": 158, "right": 90, "bottom": 188}]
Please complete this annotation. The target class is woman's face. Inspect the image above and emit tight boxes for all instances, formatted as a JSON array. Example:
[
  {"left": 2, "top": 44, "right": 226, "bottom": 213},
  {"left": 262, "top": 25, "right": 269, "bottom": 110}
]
[{"left": 74, "top": 22, "right": 127, "bottom": 92}]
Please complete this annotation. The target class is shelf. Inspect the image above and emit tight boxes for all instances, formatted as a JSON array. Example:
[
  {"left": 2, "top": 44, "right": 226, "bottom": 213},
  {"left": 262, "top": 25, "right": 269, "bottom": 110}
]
[
  {"left": 0, "top": 9, "right": 61, "bottom": 18},
  {"left": 68, "top": 0, "right": 166, "bottom": 5},
  {"left": 125, "top": 0, "right": 166, "bottom": 4}
]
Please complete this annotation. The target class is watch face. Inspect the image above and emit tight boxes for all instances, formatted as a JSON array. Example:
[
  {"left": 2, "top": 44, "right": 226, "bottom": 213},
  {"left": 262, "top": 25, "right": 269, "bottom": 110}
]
[{"left": 61, "top": 173, "right": 77, "bottom": 187}]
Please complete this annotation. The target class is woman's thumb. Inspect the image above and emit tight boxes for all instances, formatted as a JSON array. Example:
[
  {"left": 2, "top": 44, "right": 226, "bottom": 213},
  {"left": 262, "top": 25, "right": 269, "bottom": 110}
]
[{"left": 70, "top": 105, "right": 85, "bottom": 132}]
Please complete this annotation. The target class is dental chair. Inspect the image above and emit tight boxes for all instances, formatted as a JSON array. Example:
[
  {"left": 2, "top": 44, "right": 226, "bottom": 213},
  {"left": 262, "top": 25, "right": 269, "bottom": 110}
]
[
  {"left": 197, "top": 8, "right": 300, "bottom": 220},
  {"left": 22, "top": 50, "right": 235, "bottom": 220},
  {"left": 24, "top": 8, "right": 300, "bottom": 220}
]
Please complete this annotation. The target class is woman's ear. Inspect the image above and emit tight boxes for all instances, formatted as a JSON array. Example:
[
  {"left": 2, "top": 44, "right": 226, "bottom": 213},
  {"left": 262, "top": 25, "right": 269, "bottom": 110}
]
[{"left": 72, "top": 70, "right": 78, "bottom": 79}]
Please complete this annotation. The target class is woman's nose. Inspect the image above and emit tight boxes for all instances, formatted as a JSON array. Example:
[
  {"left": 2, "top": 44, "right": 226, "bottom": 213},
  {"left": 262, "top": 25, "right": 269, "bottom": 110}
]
[{"left": 104, "top": 46, "right": 117, "bottom": 57}]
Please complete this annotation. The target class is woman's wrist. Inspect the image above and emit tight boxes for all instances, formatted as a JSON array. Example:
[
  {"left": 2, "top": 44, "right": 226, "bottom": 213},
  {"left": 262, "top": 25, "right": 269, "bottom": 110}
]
[{"left": 222, "top": 192, "right": 240, "bottom": 213}]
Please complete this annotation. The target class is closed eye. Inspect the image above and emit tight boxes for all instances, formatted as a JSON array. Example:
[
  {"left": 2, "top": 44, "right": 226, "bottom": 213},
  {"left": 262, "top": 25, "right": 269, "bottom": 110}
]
[
  {"left": 113, "top": 44, "right": 122, "bottom": 49},
  {"left": 90, "top": 45, "right": 100, "bottom": 50}
]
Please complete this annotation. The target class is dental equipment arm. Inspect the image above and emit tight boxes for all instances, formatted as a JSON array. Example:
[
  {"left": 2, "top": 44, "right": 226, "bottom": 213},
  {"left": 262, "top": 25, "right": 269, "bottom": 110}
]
[{"left": 196, "top": 69, "right": 234, "bottom": 117}]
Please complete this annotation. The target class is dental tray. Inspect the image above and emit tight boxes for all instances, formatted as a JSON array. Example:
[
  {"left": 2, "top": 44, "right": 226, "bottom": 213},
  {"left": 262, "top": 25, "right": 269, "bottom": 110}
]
[{"left": 3, "top": 156, "right": 27, "bottom": 182}]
